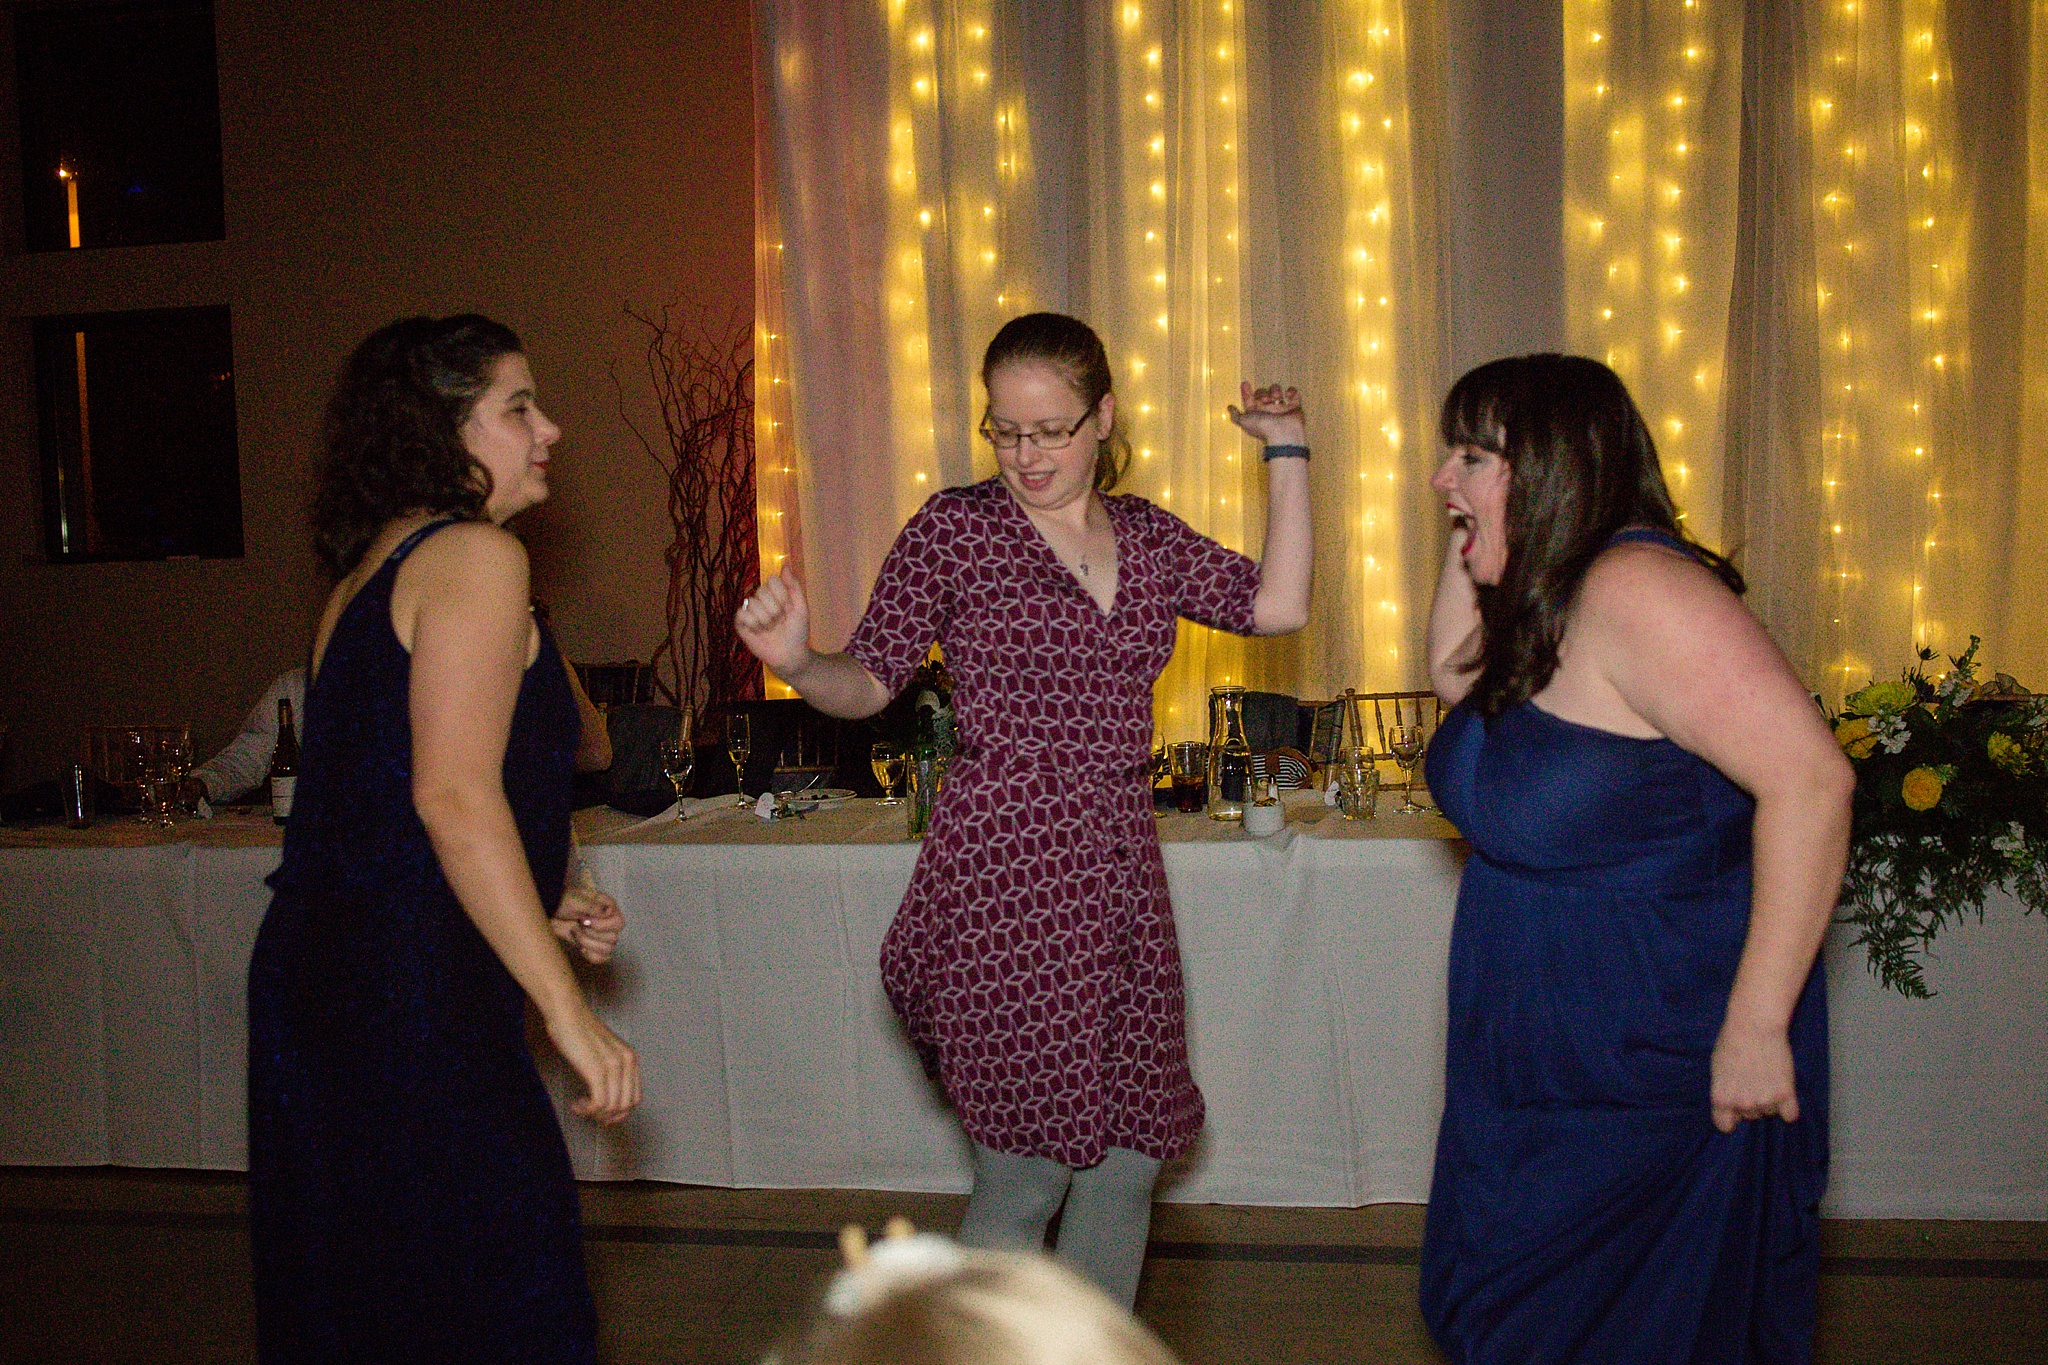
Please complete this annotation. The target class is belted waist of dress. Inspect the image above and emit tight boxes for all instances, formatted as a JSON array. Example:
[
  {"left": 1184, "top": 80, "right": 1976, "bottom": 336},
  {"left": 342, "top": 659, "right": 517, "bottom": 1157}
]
[
  {"left": 951, "top": 744, "right": 1153, "bottom": 785},
  {"left": 1468, "top": 837, "right": 1751, "bottom": 892}
]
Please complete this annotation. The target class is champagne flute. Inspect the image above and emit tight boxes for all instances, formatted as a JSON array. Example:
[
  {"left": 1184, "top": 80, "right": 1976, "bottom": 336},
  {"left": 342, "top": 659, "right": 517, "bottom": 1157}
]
[
  {"left": 658, "top": 712, "right": 695, "bottom": 818},
  {"left": 1388, "top": 724, "right": 1426, "bottom": 815},
  {"left": 726, "top": 714, "right": 752, "bottom": 795},
  {"left": 871, "top": 742, "right": 907, "bottom": 805}
]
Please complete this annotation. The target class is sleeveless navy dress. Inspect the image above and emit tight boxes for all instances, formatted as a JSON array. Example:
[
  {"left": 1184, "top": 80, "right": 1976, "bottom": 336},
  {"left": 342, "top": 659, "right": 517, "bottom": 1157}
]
[
  {"left": 248, "top": 518, "right": 596, "bottom": 1363},
  {"left": 1419, "top": 535, "right": 1829, "bottom": 1364}
]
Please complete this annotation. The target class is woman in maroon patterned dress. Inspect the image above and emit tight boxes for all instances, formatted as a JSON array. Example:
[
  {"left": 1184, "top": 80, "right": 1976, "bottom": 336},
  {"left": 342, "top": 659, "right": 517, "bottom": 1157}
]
[{"left": 737, "top": 314, "right": 1312, "bottom": 1306}]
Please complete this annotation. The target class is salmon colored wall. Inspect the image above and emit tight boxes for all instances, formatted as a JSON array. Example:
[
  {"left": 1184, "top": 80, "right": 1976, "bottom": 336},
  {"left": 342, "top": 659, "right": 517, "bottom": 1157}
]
[{"left": 0, "top": 0, "right": 756, "bottom": 787}]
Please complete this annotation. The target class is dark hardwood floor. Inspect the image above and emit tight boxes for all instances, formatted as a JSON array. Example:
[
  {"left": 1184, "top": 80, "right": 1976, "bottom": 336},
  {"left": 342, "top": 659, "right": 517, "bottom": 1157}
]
[{"left": 2, "top": 1170, "right": 2043, "bottom": 1364}]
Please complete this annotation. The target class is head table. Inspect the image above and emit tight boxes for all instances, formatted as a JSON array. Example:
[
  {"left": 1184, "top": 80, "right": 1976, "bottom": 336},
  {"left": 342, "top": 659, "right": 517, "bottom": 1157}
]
[{"left": 1, "top": 798, "right": 2040, "bottom": 1217}]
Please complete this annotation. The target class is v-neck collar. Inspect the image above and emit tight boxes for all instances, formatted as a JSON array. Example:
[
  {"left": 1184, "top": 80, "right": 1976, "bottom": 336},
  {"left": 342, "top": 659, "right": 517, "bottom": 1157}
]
[{"left": 993, "top": 478, "right": 1125, "bottom": 618}]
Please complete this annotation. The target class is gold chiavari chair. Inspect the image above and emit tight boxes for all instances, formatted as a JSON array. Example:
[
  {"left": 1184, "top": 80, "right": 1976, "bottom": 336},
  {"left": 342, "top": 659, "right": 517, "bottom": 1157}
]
[{"left": 1353, "top": 691, "right": 1445, "bottom": 761}]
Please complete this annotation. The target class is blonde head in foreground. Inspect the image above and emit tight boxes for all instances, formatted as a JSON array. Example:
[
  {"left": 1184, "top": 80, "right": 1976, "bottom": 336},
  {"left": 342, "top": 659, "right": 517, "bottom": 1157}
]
[{"left": 769, "top": 1241, "right": 1183, "bottom": 1365}]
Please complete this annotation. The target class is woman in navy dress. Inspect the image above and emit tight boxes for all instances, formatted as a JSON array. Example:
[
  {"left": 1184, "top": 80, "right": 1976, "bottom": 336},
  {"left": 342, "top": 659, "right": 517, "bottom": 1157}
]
[
  {"left": 735, "top": 314, "right": 1313, "bottom": 1306},
  {"left": 248, "top": 316, "right": 640, "bottom": 1362},
  {"left": 1418, "top": 355, "right": 1851, "bottom": 1363}
]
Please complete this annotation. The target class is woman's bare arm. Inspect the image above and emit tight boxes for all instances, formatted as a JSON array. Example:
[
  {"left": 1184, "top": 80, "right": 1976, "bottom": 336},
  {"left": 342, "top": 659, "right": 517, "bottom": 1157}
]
[
  {"left": 1426, "top": 523, "right": 1483, "bottom": 705},
  {"left": 1573, "top": 547, "right": 1852, "bottom": 1133},
  {"left": 401, "top": 523, "right": 639, "bottom": 1123},
  {"left": 734, "top": 568, "right": 893, "bottom": 719},
  {"left": 1227, "top": 382, "right": 1313, "bottom": 636},
  {"left": 563, "top": 655, "right": 613, "bottom": 772}
]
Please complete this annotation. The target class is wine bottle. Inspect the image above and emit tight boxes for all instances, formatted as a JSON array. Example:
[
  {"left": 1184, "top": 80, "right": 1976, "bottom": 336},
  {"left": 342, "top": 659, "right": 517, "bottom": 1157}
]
[{"left": 269, "top": 698, "right": 299, "bottom": 825}]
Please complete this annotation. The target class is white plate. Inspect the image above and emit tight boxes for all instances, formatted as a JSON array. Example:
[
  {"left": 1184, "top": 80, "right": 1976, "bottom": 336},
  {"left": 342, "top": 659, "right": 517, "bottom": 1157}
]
[{"left": 781, "top": 788, "right": 857, "bottom": 811}]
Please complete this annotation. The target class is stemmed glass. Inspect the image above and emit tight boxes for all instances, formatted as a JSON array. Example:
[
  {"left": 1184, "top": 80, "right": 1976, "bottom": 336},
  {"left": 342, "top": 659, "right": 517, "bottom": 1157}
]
[
  {"left": 725, "top": 714, "right": 752, "bottom": 795},
  {"left": 128, "top": 730, "right": 189, "bottom": 827},
  {"left": 658, "top": 712, "right": 695, "bottom": 819},
  {"left": 1388, "top": 724, "right": 1427, "bottom": 815},
  {"left": 157, "top": 730, "right": 192, "bottom": 824},
  {"left": 871, "top": 741, "right": 907, "bottom": 805}
]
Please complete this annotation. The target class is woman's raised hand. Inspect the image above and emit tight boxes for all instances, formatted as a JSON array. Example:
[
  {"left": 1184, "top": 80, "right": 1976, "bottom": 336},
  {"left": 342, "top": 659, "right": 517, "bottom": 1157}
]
[
  {"left": 1227, "top": 381, "right": 1308, "bottom": 448},
  {"left": 735, "top": 568, "right": 814, "bottom": 679}
]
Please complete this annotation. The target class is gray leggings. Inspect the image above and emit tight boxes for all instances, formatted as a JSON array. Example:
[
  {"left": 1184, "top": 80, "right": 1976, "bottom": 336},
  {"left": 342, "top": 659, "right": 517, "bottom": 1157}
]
[{"left": 953, "top": 1143, "right": 1162, "bottom": 1308}]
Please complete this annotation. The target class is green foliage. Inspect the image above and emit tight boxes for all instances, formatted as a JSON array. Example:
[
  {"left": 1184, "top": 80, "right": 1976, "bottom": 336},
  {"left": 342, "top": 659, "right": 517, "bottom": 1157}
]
[{"left": 1833, "top": 637, "right": 2048, "bottom": 997}]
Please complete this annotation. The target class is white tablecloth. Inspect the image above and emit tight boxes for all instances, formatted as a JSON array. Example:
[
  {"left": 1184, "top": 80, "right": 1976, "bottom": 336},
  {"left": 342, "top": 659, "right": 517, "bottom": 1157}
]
[{"left": 2, "top": 805, "right": 2043, "bottom": 1216}]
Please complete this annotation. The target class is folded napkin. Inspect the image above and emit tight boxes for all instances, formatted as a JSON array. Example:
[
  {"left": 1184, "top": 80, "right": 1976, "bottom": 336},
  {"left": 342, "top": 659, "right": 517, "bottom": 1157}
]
[{"left": 615, "top": 793, "right": 751, "bottom": 834}]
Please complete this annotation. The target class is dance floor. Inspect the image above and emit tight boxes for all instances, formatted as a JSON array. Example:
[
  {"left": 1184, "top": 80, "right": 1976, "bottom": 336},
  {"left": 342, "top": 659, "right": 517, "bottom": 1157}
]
[{"left": 4, "top": 1168, "right": 2044, "bottom": 1364}]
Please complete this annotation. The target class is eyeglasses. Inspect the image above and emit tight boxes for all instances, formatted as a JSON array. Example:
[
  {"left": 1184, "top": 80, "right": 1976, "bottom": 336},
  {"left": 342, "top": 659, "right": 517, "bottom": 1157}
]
[{"left": 978, "top": 397, "right": 1100, "bottom": 451}]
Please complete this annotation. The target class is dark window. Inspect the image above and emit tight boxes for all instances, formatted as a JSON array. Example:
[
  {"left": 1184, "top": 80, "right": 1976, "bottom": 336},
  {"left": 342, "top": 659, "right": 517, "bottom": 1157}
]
[
  {"left": 34, "top": 305, "right": 243, "bottom": 560},
  {"left": 15, "top": 1, "right": 226, "bottom": 252}
]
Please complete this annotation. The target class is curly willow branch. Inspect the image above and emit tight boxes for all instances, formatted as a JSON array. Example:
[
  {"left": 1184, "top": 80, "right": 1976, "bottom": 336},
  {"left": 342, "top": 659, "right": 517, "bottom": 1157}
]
[{"left": 610, "top": 302, "right": 762, "bottom": 723}]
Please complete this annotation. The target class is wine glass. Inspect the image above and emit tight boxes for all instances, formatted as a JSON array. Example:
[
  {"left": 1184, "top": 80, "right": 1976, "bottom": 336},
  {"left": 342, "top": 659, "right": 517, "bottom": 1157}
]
[
  {"left": 1388, "top": 724, "right": 1427, "bottom": 815},
  {"left": 125, "top": 730, "right": 159, "bottom": 825},
  {"left": 871, "top": 741, "right": 907, "bottom": 805},
  {"left": 156, "top": 729, "right": 192, "bottom": 824},
  {"left": 658, "top": 713, "right": 695, "bottom": 818},
  {"left": 725, "top": 714, "right": 752, "bottom": 795}
]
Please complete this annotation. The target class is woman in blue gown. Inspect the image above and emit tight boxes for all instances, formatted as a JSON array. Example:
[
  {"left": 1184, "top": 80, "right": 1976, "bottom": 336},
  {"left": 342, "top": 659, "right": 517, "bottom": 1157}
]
[
  {"left": 248, "top": 316, "right": 640, "bottom": 1362},
  {"left": 1418, "top": 355, "right": 1851, "bottom": 1364}
]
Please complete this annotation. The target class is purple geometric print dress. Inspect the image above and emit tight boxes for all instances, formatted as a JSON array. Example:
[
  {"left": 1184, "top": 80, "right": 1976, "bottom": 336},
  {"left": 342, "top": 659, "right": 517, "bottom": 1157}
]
[{"left": 847, "top": 477, "right": 1261, "bottom": 1168}]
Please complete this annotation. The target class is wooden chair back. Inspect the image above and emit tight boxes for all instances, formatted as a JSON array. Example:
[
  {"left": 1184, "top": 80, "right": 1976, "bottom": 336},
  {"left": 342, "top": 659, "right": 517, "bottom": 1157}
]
[{"left": 1346, "top": 690, "right": 1445, "bottom": 760}]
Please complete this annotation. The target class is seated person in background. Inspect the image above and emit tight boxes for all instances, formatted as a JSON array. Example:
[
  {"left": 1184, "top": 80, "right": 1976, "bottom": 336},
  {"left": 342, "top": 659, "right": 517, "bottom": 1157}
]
[
  {"left": 531, "top": 600, "right": 613, "bottom": 773},
  {"left": 770, "top": 1226, "right": 1182, "bottom": 1365},
  {"left": 190, "top": 667, "right": 306, "bottom": 804}
]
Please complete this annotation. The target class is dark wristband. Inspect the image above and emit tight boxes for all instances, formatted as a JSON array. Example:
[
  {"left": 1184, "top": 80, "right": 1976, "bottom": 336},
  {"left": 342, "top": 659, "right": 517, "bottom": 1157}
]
[{"left": 1261, "top": 444, "right": 1310, "bottom": 463}]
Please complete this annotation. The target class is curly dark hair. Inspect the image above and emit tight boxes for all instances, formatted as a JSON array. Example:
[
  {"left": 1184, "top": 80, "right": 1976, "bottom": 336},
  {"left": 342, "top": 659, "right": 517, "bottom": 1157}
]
[
  {"left": 1442, "top": 353, "right": 1743, "bottom": 717},
  {"left": 313, "top": 314, "right": 524, "bottom": 575},
  {"left": 981, "top": 312, "right": 1132, "bottom": 492}
]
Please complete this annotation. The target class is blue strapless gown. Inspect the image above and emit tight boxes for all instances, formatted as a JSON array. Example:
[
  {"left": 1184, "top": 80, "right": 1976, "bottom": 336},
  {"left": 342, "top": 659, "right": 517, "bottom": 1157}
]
[
  {"left": 1420, "top": 697, "right": 1828, "bottom": 1364},
  {"left": 247, "top": 519, "right": 595, "bottom": 1363}
]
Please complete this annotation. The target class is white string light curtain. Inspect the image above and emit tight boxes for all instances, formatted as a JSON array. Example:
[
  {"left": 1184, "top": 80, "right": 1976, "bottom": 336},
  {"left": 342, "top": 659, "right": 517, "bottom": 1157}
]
[
  {"left": 1568, "top": 0, "right": 2048, "bottom": 699},
  {"left": 1564, "top": 0, "right": 1741, "bottom": 554}
]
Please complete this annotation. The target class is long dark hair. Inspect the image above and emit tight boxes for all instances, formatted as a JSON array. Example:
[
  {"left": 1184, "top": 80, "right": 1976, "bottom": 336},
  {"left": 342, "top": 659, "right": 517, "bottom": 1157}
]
[
  {"left": 981, "top": 313, "right": 1132, "bottom": 492},
  {"left": 1442, "top": 354, "right": 1743, "bottom": 717},
  {"left": 313, "top": 314, "right": 524, "bottom": 575}
]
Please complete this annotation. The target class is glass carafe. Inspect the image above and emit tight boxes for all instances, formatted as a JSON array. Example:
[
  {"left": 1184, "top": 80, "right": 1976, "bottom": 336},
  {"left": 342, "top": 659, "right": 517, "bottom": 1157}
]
[{"left": 1207, "top": 685, "right": 1252, "bottom": 821}]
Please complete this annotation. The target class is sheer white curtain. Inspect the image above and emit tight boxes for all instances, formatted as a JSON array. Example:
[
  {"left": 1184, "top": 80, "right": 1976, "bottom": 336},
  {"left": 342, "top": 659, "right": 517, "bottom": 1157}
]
[
  {"left": 754, "top": 0, "right": 1449, "bottom": 737},
  {"left": 1563, "top": 0, "right": 1743, "bottom": 553},
  {"left": 1569, "top": 0, "right": 2048, "bottom": 700}
]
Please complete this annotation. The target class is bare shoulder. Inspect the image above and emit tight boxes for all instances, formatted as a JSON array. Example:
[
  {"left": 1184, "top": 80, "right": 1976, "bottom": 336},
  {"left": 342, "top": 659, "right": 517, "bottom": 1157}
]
[
  {"left": 1574, "top": 538, "right": 1748, "bottom": 642},
  {"left": 411, "top": 519, "right": 527, "bottom": 569},
  {"left": 390, "top": 522, "right": 530, "bottom": 655},
  {"left": 401, "top": 520, "right": 528, "bottom": 595}
]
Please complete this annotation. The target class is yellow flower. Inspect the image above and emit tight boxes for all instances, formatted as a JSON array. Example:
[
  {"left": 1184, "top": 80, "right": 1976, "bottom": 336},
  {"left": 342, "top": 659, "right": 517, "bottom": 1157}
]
[
  {"left": 1901, "top": 766, "right": 1945, "bottom": 812},
  {"left": 1834, "top": 716, "right": 1878, "bottom": 760},
  {"left": 1846, "top": 679, "right": 1917, "bottom": 716},
  {"left": 1988, "top": 732, "right": 2028, "bottom": 774}
]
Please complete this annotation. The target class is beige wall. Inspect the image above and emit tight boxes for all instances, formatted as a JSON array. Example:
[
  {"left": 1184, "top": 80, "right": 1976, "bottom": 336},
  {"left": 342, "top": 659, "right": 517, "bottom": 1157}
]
[{"left": 0, "top": 0, "right": 756, "bottom": 788}]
